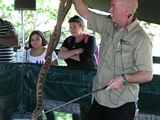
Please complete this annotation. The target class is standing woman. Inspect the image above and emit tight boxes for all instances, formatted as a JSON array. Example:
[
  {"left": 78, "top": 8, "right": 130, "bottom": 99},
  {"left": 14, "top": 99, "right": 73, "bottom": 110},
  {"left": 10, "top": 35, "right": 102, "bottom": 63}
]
[
  {"left": 27, "top": 30, "right": 58, "bottom": 65},
  {"left": 58, "top": 15, "right": 97, "bottom": 69}
]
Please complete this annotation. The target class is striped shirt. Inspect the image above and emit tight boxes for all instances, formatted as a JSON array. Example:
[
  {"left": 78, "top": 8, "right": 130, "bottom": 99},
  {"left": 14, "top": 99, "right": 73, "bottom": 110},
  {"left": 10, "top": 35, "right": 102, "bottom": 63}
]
[{"left": 0, "top": 20, "right": 15, "bottom": 63}]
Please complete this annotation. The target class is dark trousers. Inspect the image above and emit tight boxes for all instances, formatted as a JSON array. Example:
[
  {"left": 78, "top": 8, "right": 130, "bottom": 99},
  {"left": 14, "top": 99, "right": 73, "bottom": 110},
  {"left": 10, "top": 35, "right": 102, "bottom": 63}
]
[
  {"left": 88, "top": 100, "right": 135, "bottom": 120},
  {"left": 45, "top": 111, "right": 55, "bottom": 120}
]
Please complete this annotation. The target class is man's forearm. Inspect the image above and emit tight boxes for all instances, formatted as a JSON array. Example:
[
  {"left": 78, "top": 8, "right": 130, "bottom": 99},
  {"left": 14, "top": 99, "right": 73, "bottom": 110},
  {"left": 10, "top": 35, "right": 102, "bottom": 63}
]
[
  {"left": 126, "top": 71, "right": 153, "bottom": 84},
  {"left": 0, "top": 37, "right": 18, "bottom": 47},
  {"left": 106, "top": 70, "right": 153, "bottom": 91},
  {"left": 0, "top": 30, "right": 19, "bottom": 47},
  {"left": 73, "top": 0, "right": 89, "bottom": 19}
]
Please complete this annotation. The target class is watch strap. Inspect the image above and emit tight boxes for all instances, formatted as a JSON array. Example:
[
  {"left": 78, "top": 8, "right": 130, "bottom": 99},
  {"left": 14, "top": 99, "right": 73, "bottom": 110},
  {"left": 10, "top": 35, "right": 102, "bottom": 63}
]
[{"left": 121, "top": 74, "right": 128, "bottom": 85}]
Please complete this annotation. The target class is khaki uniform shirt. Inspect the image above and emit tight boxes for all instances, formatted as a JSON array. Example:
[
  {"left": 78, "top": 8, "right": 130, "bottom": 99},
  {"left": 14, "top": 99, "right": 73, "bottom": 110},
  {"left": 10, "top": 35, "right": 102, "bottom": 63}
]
[{"left": 88, "top": 11, "right": 153, "bottom": 108}]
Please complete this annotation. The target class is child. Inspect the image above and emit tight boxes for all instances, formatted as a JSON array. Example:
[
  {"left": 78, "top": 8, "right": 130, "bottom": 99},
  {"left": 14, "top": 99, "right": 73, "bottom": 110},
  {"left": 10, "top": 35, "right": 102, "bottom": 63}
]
[{"left": 27, "top": 30, "right": 58, "bottom": 65}]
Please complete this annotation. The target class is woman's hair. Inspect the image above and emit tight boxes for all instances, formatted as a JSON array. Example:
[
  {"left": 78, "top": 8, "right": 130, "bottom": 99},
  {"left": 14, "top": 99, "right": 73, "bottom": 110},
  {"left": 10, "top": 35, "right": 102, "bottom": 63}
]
[
  {"left": 28, "top": 30, "right": 48, "bottom": 48},
  {"left": 68, "top": 15, "right": 85, "bottom": 29}
]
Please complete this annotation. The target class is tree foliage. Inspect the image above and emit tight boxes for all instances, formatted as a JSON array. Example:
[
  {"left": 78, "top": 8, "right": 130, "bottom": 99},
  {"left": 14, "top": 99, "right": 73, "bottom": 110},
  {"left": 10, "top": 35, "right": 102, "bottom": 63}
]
[{"left": 0, "top": 0, "right": 77, "bottom": 46}]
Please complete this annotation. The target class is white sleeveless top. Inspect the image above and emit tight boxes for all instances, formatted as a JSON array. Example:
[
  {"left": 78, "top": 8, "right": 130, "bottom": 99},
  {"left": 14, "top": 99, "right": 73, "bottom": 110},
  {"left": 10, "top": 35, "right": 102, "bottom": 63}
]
[{"left": 27, "top": 48, "right": 58, "bottom": 64}]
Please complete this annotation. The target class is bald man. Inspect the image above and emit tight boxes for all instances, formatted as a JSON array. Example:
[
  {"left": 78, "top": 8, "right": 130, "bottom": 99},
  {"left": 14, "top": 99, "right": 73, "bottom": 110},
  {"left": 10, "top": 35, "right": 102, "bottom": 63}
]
[{"left": 73, "top": 0, "right": 153, "bottom": 120}]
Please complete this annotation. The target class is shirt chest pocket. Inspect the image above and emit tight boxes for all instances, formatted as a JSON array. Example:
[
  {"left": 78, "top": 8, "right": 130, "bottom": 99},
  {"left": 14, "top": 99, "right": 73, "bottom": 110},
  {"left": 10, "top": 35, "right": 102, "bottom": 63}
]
[{"left": 114, "top": 43, "right": 134, "bottom": 69}]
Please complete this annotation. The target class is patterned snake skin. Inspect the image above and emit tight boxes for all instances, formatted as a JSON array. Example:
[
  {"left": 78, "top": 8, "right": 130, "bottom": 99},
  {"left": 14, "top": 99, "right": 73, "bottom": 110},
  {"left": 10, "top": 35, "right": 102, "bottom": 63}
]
[{"left": 31, "top": 0, "right": 72, "bottom": 119}]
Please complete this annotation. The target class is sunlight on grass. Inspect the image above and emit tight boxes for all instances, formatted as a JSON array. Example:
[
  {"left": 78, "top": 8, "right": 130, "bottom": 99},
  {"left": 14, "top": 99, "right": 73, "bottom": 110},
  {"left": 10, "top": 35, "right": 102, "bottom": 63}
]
[
  {"left": 42, "top": 111, "right": 72, "bottom": 120},
  {"left": 55, "top": 112, "right": 72, "bottom": 120}
]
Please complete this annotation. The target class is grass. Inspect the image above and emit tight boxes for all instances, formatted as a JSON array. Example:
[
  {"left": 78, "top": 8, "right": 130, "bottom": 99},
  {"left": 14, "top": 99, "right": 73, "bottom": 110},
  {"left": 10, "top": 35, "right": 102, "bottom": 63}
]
[
  {"left": 42, "top": 111, "right": 73, "bottom": 120},
  {"left": 54, "top": 112, "right": 72, "bottom": 120}
]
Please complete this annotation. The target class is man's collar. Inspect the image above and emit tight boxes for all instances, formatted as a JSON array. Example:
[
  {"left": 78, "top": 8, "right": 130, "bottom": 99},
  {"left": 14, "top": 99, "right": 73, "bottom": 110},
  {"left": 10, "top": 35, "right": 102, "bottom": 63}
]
[{"left": 126, "top": 19, "right": 138, "bottom": 32}]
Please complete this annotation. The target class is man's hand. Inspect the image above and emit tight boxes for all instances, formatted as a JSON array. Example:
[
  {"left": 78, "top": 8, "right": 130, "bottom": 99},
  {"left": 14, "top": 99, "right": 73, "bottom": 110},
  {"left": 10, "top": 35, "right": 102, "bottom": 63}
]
[
  {"left": 106, "top": 71, "right": 153, "bottom": 91},
  {"left": 106, "top": 75, "right": 124, "bottom": 90},
  {"left": 0, "top": 30, "right": 18, "bottom": 47},
  {"left": 72, "top": 0, "right": 89, "bottom": 19},
  {"left": 4, "top": 30, "right": 15, "bottom": 38}
]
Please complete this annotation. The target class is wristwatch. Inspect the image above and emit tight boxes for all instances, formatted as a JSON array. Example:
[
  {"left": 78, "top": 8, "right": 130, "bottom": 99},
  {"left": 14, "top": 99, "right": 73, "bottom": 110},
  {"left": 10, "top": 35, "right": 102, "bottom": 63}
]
[{"left": 121, "top": 74, "right": 128, "bottom": 85}]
